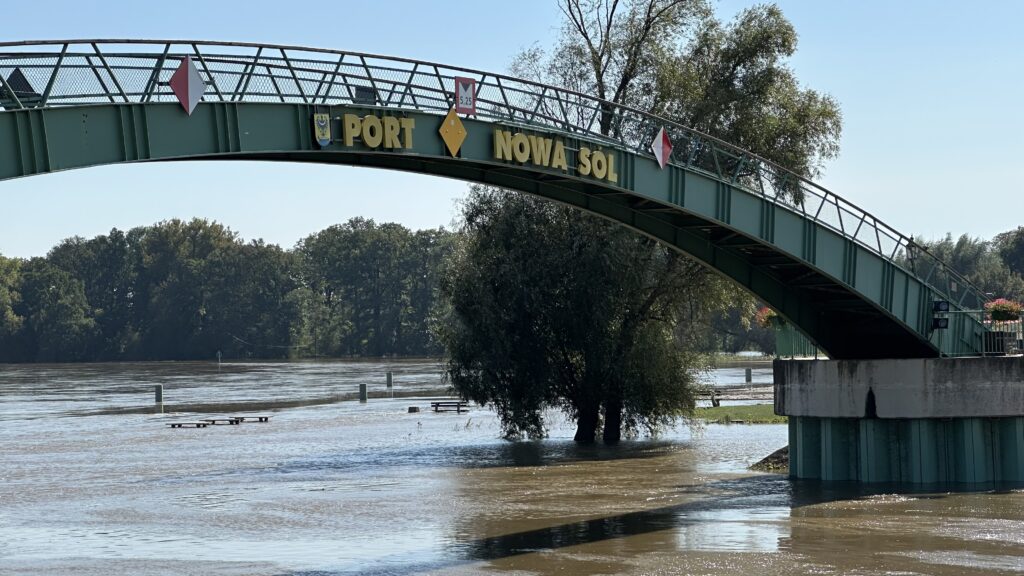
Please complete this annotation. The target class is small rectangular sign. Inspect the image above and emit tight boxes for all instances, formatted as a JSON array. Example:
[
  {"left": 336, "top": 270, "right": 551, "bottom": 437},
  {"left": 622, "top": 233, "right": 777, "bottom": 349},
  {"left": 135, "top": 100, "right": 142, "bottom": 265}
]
[
  {"left": 354, "top": 85, "right": 377, "bottom": 105},
  {"left": 454, "top": 76, "right": 476, "bottom": 115}
]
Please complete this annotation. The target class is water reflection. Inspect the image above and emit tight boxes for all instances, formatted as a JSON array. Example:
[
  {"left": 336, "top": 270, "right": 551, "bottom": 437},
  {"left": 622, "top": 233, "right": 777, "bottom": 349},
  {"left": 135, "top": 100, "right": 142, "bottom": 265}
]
[{"left": 454, "top": 475, "right": 791, "bottom": 563}]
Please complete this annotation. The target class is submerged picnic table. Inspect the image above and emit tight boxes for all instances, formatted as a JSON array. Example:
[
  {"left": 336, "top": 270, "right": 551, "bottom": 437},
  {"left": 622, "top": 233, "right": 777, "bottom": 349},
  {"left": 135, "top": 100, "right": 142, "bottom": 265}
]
[
  {"left": 430, "top": 401, "right": 469, "bottom": 413},
  {"left": 203, "top": 417, "right": 242, "bottom": 425},
  {"left": 231, "top": 415, "right": 272, "bottom": 423},
  {"left": 166, "top": 415, "right": 272, "bottom": 429}
]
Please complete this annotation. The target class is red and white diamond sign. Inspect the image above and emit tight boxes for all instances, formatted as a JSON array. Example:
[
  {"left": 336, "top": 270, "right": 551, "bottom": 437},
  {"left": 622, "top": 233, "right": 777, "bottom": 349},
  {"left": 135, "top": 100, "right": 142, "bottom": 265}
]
[
  {"left": 169, "top": 56, "right": 205, "bottom": 116},
  {"left": 652, "top": 126, "right": 673, "bottom": 169}
]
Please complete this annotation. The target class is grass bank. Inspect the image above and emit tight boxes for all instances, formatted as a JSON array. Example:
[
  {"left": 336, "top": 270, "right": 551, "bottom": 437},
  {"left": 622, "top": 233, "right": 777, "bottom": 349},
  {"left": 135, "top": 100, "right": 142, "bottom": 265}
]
[{"left": 696, "top": 403, "right": 787, "bottom": 424}]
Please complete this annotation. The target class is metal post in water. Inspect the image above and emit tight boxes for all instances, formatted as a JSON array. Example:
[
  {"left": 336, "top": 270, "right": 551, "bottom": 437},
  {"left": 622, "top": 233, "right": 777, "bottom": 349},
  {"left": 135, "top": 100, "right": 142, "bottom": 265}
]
[
  {"left": 386, "top": 371, "right": 393, "bottom": 398},
  {"left": 359, "top": 383, "right": 368, "bottom": 403},
  {"left": 155, "top": 384, "right": 163, "bottom": 403},
  {"left": 745, "top": 368, "right": 752, "bottom": 383}
]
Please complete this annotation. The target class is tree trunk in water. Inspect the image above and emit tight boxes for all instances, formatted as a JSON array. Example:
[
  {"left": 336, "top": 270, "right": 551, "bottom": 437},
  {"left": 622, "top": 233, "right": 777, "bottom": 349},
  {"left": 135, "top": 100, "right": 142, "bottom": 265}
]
[
  {"left": 603, "top": 396, "right": 622, "bottom": 444},
  {"left": 574, "top": 402, "right": 600, "bottom": 444}
]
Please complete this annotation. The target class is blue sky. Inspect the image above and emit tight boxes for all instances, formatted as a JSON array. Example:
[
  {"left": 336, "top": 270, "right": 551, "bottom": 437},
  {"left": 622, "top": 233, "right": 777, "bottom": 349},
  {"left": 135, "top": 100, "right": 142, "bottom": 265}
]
[{"left": 1, "top": 0, "right": 1021, "bottom": 257}]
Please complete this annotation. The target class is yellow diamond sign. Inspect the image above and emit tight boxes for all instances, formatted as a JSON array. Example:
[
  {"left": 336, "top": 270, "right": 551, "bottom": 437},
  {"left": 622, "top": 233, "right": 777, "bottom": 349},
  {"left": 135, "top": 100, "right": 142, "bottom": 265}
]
[{"left": 438, "top": 107, "right": 467, "bottom": 156}]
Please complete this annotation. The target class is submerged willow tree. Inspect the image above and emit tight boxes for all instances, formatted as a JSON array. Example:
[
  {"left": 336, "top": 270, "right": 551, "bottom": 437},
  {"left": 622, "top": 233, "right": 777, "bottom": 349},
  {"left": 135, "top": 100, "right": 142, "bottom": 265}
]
[
  {"left": 439, "top": 187, "right": 736, "bottom": 442},
  {"left": 439, "top": 0, "right": 842, "bottom": 443}
]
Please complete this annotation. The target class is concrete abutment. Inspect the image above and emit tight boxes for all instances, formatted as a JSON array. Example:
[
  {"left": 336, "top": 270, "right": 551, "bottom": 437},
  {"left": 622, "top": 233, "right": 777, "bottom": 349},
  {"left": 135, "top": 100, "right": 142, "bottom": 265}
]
[{"left": 776, "top": 357, "right": 1024, "bottom": 486}]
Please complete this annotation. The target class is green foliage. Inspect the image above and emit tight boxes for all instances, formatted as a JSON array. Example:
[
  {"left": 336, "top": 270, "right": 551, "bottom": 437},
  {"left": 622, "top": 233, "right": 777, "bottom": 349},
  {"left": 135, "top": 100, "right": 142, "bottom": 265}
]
[
  {"left": 916, "top": 233, "right": 1024, "bottom": 302},
  {"left": 438, "top": 187, "right": 732, "bottom": 442},
  {"left": 439, "top": 1, "right": 837, "bottom": 443},
  {"left": 687, "top": 296, "right": 774, "bottom": 356},
  {"left": 201, "top": 240, "right": 300, "bottom": 359},
  {"left": 16, "top": 258, "right": 96, "bottom": 362},
  {"left": 994, "top": 227, "right": 1024, "bottom": 278},
  {"left": 523, "top": 2, "right": 841, "bottom": 204},
  {"left": 656, "top": 5, "right": 842, "bottom": 189},
  {"left": 47, "top": 230, "right": 139, "bottom": 358},
  {"left": 0, "top": 255, "right": 24, "bottom": 360},
  {"left": 295, "top": 218, "right": 455, "bottom": 357},
  {"left": 132, "top": 219, "right": 238, "bottom": 359},
  {"left": 0, "top": 218, "right": 454, "bottom": 363}
]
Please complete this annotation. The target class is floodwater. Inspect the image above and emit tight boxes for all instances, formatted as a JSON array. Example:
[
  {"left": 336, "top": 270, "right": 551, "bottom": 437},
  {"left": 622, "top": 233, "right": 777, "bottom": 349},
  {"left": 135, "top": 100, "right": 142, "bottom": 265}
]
[{"left": 1, "top": 361, "right": 1022, "bottom": 575}]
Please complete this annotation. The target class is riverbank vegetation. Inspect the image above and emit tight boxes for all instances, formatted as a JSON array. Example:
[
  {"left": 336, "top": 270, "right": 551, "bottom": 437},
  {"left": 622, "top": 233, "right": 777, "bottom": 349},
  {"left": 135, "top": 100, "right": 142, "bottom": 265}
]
[
  {"left": 0, "top": 219, "right": 456, "bottom": 362},
  {"left": 697, "top": 404, "right": 787, "bottom": 424}
]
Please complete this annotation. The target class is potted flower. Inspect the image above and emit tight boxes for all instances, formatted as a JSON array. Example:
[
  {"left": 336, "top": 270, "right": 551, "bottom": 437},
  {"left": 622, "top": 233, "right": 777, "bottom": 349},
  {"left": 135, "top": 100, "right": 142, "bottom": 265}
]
[
  {"left": 985, "top": 298, "right": 1022, "bottom": 322},
  {"left": 983, "top": 298, "right": 1021, "bottom": 355}
]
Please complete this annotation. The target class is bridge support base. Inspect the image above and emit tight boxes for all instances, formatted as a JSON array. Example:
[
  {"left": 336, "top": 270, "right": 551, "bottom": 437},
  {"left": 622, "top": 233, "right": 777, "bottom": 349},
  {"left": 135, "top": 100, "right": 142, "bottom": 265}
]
[
  {"left": 789, "top": 415, "right": 1024, "bottom": 485},
  {"left": 777, "top": 357, "right": 1024, "bottom": 486}
]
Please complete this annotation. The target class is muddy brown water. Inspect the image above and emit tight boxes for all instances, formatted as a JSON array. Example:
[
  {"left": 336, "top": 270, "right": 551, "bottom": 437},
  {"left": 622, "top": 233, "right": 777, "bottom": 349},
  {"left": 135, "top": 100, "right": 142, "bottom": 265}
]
[{"left": 1, "top": 361, "right": 1022, "bottom": 575}]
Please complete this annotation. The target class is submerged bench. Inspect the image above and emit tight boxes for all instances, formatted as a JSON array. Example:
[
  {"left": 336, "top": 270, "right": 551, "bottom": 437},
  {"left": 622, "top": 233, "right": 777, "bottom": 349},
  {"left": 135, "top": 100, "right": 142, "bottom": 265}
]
[
  {"left": 166, "top": 421, "right": 209, "bottom": 428},
  {"left": 203, "top": 417, "right": 242, "bottom": 425},
  {"left": 430, "top": 401, "right": 469, "bottom": 413},
  {"left": 232, "top": 415, "right": 272, "bottom": 423}
]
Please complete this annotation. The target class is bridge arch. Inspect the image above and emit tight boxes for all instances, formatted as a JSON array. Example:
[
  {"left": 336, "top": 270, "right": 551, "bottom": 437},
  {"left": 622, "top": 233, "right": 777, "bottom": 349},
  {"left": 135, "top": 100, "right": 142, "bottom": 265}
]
[{"left": 0, "top": 40, "right": 990, "bottom": 358}]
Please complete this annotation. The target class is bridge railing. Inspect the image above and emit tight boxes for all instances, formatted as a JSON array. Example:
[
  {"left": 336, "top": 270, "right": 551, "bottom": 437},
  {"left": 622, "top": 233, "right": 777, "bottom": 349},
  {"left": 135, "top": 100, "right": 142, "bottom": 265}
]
[
  {"left": 937, "top": 312, "right": 1022, "bottom": 357},
  {"left": 0, "top": 39, "right": 990, "bottom": 318}
]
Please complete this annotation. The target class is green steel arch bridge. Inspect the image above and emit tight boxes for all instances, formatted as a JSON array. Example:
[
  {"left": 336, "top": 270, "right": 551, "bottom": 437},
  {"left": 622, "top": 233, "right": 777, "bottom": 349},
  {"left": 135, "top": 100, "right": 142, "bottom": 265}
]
[{"left": 0, "top": 40, "right": 992, "bottom": 359}]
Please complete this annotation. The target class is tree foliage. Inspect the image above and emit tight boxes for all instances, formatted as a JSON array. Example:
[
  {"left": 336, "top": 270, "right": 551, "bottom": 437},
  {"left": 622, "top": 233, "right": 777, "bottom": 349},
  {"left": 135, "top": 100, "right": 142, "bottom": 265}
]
[
  {"left": 440, "top": 1, "right": 842, "bottom": 443},
  {"left": 439, "top": 187, "right": 734, "bottom": 442},
  {"left": 0, "top": 218, "right": 454, "bottom": 363},
  {"left": 518, "top": 1, "right": 841, "bottom": 202},
  {"left": 16, "top": 258, "right": 96, "bottom": 362},
  {"left": 0, "top": 255, "right": 22, "bottom": 351},
  {"left": 655, "top": 4, "right": 842, "bottom": 185},
  {"left": 295, "top": 219, "right": 456, "bottom": 357},
  {"left": 994, "top": 227, "right": 1024, "bottom": 278},
  {"left": 917, "top": 233, "right": 1024, "bottom": 302}
]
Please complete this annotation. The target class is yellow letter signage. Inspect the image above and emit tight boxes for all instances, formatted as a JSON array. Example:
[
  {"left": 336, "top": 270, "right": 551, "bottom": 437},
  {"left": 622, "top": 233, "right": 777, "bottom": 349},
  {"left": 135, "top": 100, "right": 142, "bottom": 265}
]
[{"left": 493, "top": 128, "right": 616, "bottom": 184}]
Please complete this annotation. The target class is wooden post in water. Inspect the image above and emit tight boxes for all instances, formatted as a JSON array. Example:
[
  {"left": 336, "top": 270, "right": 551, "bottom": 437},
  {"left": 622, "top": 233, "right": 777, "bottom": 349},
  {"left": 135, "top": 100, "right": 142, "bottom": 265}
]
[
  {"left": 154, "top": 384, "right": 163, "bottom": 403},
  {"left": 745, "top": 368, "right": 752, "bottom": 383},
  {"left": 386, "top": 371, "right": 393, "bottom": 398},
  {"left": 359, "top": 383, "right": 368, "bottom": 403}
]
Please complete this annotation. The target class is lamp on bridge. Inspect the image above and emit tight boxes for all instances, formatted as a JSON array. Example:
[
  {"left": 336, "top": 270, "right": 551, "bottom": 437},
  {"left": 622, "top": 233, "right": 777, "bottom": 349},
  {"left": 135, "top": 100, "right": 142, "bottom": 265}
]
[{"left": 905, "top": 241, "right": 919, "bottom": 271}]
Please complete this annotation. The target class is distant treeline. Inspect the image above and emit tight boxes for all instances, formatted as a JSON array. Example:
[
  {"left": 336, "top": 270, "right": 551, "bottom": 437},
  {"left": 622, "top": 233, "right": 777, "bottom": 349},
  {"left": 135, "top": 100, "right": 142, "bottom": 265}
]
[
  {"left": 915, "top": 231, "right": 1024, "bottom": 303},
  {"left": 0, "top": 217, "right": 1021, "bottom": 364},
  {"left": 0, "top": 218, "right": 455, "bottom": 362}
]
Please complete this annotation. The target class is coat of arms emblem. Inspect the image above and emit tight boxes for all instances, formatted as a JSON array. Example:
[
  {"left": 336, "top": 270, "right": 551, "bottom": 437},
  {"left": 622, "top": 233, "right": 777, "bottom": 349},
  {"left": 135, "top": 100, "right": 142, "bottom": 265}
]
[{"left": 313, "top": 113, "right": 332, "bottom": 148}]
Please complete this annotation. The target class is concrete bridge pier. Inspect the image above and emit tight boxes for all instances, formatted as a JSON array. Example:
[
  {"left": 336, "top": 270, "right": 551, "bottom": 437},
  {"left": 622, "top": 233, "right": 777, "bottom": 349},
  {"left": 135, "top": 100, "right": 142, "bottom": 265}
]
[{"left": 776, "top": 357, "right": 1024, "bottom": 486}]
